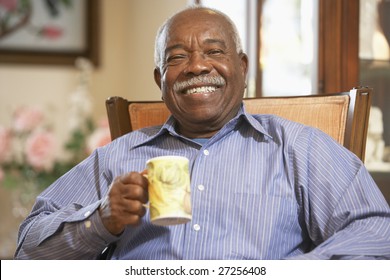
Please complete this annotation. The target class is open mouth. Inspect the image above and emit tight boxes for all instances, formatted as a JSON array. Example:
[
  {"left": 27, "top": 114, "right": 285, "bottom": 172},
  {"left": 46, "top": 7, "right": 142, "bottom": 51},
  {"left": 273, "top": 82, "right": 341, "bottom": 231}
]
[
  {"left": 185, "top": 86, "right": 218, "bottom": 95},
  {"left": 173, "top": 75, "right": 226, "bottom": 95}
]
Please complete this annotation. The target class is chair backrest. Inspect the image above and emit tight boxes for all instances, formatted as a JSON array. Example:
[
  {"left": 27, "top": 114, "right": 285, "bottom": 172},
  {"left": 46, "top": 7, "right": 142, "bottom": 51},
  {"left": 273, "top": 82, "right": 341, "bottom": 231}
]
[{"left": 106, "top": 87, "right": 372, "bottom": 161}]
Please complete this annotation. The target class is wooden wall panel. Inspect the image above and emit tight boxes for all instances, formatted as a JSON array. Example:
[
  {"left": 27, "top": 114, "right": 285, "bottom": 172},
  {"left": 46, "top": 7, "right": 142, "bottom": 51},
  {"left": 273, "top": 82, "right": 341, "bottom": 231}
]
[{"left": 318, "top": 0, "right": 359, "bottom": 93}]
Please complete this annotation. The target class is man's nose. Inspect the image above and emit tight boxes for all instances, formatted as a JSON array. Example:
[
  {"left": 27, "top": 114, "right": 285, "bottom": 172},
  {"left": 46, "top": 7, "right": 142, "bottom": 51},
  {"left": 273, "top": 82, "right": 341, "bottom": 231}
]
[{"left": 183, "top": 52, "right": 212, "bottom": 76}]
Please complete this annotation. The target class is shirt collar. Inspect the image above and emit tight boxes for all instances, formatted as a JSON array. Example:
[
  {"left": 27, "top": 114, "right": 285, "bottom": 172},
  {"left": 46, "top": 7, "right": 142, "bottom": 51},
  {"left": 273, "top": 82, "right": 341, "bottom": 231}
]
[
  {"left": 131, "top": 103, "right": 272, "bottom": 148},
  {"left": 237, "top": 104, "right": 273, "bottom": 139}
]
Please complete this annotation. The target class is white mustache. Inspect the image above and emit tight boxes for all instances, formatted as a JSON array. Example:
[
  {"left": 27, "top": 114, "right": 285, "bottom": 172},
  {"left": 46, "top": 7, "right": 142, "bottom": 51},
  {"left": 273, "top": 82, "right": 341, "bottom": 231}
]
[{"left": 173, "top": 75, "right": 226, "bottom": 92}]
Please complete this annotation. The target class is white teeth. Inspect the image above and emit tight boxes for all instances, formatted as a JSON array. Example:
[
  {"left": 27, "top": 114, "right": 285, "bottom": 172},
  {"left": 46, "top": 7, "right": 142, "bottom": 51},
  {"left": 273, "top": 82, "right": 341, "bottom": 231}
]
[{"left": 185, "top": 86, "right": 217, "bottom": 94}]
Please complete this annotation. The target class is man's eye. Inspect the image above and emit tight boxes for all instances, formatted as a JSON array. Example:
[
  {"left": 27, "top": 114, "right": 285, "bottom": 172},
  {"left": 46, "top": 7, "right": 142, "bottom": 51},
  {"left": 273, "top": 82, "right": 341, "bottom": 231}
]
[
  {"left": 208, "top": 49, "right": 223, "bottom": 55},
  {"left": 167, "top": 55, "right": 186, "bottom": 63}
]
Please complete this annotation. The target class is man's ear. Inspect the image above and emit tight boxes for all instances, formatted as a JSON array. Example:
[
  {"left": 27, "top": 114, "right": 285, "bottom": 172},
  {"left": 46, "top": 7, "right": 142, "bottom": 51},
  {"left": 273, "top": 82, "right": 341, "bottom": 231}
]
[
  {"left": 239, "top": 52, "right": 249, "bottom": 78},
  {"left": 154, "top": 67, "right": 162, "bottom": 90}
]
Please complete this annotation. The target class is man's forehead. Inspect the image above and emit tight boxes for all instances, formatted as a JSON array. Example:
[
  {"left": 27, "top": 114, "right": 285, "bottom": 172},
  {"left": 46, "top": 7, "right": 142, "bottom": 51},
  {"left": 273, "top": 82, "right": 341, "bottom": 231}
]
[{"left": 163, "top": 14, "right": 231, "bottom": 44}]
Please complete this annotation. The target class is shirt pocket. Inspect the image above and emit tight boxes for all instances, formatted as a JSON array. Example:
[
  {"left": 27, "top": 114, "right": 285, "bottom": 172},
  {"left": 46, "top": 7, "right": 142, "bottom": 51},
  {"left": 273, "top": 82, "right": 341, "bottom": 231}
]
[{"left": 228, "top": 192, "right": 299, "bottom": 259}]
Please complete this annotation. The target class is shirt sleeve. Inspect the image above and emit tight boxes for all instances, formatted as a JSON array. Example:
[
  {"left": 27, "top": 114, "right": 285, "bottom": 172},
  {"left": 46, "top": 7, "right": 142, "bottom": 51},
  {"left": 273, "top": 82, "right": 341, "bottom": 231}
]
[
  {"left": 288, "top": 127, "right": 390, "bottom": 259},
  {"left": 14, "top": 148, "right": 120, "bottom": 260}
]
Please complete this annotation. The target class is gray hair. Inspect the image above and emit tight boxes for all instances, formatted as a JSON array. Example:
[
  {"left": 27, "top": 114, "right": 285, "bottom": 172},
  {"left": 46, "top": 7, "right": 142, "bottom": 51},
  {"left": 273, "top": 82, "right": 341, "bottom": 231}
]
[{"left": 154, "top": 5, "right": 243, "bottom": 69}]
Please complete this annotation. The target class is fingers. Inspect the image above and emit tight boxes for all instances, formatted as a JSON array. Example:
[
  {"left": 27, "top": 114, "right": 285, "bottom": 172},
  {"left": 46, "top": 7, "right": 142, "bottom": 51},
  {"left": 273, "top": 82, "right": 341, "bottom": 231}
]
[
  {"left": 112, "top": 172, "right": 148, "bottom": 202},
  {"left": 108, "top": 200, "right": 146, "bottom": 229},
  {"left": 120, "top": 171, "right": 148, "bottom": 188},
  {"left": 114, "top": 198, "right": 146, "bottom": 216},
  {"left": 120, "top": 172, "right": 148, "bottom": 200}
]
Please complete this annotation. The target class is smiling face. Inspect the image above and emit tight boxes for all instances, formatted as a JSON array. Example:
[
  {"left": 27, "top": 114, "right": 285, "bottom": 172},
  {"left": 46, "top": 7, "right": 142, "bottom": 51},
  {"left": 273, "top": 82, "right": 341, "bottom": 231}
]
[{"left": 154, "top": 8, "right": 248, "bottom": 138}]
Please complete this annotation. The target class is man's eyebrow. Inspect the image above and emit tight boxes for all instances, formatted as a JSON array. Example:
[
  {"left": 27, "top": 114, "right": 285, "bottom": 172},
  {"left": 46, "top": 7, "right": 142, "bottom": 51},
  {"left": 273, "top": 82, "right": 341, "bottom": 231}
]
[
  {"left": 165, "top": 39, "right": 227, "bottom": 54},
  {"left": 165, "top": 44, "right": 185, "bottom": 54},
  {"left": 204, "top": 38, "right": 227, "bottom": 48}
]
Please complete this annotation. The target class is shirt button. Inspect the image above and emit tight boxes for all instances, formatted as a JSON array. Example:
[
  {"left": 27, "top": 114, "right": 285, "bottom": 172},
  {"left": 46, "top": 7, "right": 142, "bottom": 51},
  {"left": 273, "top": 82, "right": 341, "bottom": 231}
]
[
  {"left": 193, "top": 224, "right": 201, "bottom": 231},
  {"left": 203, "top": 149, "right": 209, "bottom": 156},
  {"left": 197, "top": 184, "right": 205, "bottom": 191},
  {"left": 84, "top": 220, "right": 91, "bottom": 228},
  {"left": 84, "top": 211, "right": 91, "bottom": 217}
]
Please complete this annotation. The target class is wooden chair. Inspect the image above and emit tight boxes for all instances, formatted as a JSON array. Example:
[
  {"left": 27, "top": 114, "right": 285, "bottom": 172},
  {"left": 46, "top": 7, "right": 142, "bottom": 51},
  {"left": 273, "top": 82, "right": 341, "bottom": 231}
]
[{"left": 106, "top": 87, "right": 372, "bottom": 161}]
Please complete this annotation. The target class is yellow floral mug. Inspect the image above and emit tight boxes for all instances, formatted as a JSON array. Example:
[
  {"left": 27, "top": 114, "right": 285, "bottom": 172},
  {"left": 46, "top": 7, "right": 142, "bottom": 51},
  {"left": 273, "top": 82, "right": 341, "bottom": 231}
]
[{"left": 146, "top": 156, "right": 192, "bottom": 226}]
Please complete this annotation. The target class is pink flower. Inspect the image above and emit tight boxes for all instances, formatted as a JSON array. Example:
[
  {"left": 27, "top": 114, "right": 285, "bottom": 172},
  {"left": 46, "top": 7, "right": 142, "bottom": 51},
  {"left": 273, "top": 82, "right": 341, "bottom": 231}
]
[
  {"left": 0, "top": 126, "right": 12, "bottom": 163},
  {"left": 87, "top": 126, "right": 111, "bottom": 154},
  {"left": 0, "top": 0, "right": 18, "bottom": 12},
  {"left": 40, "top": 26, "right": 63, "bottom": 40},
  {"left": 25, "top": 130, "right": 57, "bottom": 171},
  {"left": 13, "top": 106, "right": 44, "bottom": 133}
]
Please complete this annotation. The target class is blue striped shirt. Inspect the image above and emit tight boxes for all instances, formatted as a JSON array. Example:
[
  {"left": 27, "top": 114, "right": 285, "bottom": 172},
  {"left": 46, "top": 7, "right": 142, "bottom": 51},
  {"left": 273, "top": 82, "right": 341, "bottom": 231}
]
[{"left": 15, "top": 105, "right": 390, "bottom": 259}]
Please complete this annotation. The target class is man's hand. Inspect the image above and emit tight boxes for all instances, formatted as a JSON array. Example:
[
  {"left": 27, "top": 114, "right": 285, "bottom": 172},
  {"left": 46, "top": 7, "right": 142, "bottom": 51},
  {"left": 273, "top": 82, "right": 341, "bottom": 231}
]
[{"left": 99, "top": 172, "right": 148, "bottom": 235}]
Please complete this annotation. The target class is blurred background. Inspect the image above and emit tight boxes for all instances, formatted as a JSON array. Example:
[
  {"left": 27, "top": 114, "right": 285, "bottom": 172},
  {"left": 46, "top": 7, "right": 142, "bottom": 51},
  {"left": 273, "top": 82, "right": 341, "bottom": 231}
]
[{"left": 1, "top": 0, "right": 389, "bottom": 259}]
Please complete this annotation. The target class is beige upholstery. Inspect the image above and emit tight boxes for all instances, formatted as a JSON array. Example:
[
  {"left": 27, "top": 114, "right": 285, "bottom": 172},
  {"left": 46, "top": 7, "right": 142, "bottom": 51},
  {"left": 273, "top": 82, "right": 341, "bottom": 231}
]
[
  {"left": 128, "top": 103, "right": 171, "bottom": 133},
  {"left": 243, "top": 95, "right": 349, "bottom": 144},
  {"left": 106, "top": 87, "right": 372, "bottom": 161}
]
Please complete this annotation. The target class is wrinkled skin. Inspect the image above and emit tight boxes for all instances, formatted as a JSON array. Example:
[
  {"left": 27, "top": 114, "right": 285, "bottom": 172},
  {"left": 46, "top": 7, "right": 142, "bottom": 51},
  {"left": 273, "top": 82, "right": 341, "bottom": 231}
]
[{"left": 100, "top": 8, "right": 248, "bottom": 235}]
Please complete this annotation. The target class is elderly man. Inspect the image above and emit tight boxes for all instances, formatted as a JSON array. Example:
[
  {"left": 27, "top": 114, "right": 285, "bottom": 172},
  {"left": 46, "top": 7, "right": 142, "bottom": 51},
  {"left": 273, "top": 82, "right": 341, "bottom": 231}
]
[{"left": 15, "top": 6, "right": 390, "bottom": 260}]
